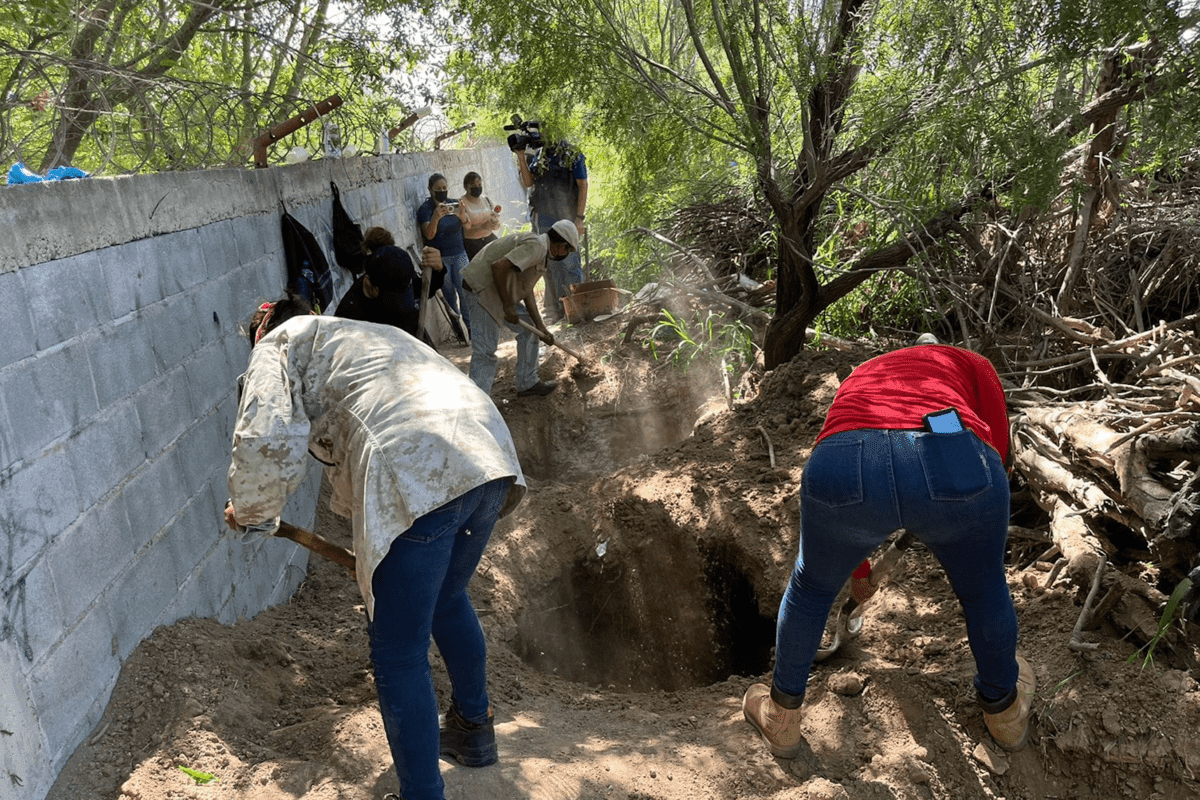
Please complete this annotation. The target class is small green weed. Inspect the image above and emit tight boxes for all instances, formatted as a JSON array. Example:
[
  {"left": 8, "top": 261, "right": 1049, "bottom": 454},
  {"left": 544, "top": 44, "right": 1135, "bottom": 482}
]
[
  {"left": 1127, "top": 575, "right": 1192, "bottom": 670},
  {"left": 177, "top": 765, "right": 217, "bottom": 784},
  {"left": 1039, "top": 669, "right": 1082, "bottom": 731}
]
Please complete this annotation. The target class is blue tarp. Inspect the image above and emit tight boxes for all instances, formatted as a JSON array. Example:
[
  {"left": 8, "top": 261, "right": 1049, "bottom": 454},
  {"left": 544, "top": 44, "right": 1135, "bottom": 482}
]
[{"left": 6, "top": 162, "right": 90, "bottom": 185}]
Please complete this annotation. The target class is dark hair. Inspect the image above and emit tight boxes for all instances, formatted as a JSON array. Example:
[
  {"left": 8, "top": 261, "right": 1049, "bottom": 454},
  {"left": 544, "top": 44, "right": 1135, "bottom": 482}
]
[
  {"left": 427, "top": 173, "right": 446, "bottom": 192},
  {"left": 463, "top": 171, "right": 482, "bottom": 188},
  {"left": 246, "top": 294, "right": 313, "bottom": 346},
  {"left": 547, "top": 227, "right": 570, "bottom": 247},
  {"left": 362, "top": 226, "right": 395, "bottom": 254}
]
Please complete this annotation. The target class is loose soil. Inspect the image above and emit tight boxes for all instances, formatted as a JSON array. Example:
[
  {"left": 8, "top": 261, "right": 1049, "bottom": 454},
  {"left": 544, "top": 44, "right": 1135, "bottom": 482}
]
[{"left": 50, "top": 315, "right": 1200, "bottom": 800}]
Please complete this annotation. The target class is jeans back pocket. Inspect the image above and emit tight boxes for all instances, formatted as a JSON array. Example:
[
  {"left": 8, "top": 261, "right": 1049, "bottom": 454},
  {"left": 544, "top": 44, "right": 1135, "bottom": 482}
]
[
  {"left": 916, "top": 431, "right": 991, "bottom": 501},
  {"left": 802, "top": 439, "right": 864, "bottom": 508}
]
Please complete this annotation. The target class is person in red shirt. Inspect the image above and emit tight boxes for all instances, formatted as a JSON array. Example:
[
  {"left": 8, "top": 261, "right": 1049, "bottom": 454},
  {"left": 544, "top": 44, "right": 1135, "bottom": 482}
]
[{"left": 743, "top": 338, "right": 1036, "bottom": 757}]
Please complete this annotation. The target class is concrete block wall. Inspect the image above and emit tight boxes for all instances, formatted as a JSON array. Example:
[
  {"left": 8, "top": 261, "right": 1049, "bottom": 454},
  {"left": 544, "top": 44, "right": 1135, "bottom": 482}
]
[{"left": 0, "top": 145, "right": 525, "bottom": 800}]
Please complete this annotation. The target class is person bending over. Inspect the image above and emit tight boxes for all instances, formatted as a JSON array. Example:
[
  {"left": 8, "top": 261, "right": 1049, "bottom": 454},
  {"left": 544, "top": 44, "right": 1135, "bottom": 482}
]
[
  {"left": 225, "top": 297, "right": 526, "bottom": 800},
  {"left": 334, "top": 226, "right": 444, "bottom": 343},
  {"left": 743, "top": 340, "right": 1035, "bottom": 757},
  {"left": 459, "top": 219, "right": 578, "bottom": 398}
]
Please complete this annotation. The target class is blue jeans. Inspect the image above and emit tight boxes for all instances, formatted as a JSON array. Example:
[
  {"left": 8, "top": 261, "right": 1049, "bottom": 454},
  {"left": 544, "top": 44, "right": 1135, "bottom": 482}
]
[
  {"left": 368, "top": 478, "right": 510, "bottom": 800},
  {"left": 439, "top": 251, "right": 470, "bottom": 329},
  {"left": 550, "top": 252, "right": 583, "bottom": 309},
  {"left": 463, "top": 291, "right": 541, "bottom": 394},
  {"left": 774, "top": 429, "right": 1017, "bottom": 705},
  {"left": 535, "top": 223, "right": 583, "bottom": 315}
]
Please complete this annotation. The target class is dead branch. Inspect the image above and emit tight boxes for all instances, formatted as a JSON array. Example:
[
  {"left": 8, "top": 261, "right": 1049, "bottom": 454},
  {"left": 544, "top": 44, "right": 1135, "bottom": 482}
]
[{"left": 1069, "top": 554, "right": 1106, "bottom": 652}]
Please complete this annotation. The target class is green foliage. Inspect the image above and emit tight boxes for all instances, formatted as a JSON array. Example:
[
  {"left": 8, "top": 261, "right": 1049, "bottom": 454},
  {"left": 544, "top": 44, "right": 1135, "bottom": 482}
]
[
  {"left": 177, "top": 765, "right": 216, "bottom": 784},
  {"left": 645, "top": 308, "right": 756, "bottom": 374},
  {"left": 1127, "top": 575, "right": 1192, "bottom": 670},
  {"left": 447, "top": 0, "right": 1198, "bottom": 334},
  {"left": 0, "top": 0, "right": 432, "bottom": 173},
  {"left": 814, "top": 271, "right": 931, "bottom": 340}
]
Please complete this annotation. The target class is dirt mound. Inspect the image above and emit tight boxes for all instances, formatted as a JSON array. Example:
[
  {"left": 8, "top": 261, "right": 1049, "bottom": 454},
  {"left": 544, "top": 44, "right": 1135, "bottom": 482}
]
[{"left": 50, "top": 324, "right": 1200, "bottom": 800}]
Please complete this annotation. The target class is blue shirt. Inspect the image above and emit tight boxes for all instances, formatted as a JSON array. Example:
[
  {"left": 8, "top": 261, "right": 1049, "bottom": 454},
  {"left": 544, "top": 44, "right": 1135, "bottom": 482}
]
[
  {"left": 529, "top": 146, "right": 587, "bottom": 226},
  {"left": 416, "top": 197, "right": 467, "bottom": 257}
]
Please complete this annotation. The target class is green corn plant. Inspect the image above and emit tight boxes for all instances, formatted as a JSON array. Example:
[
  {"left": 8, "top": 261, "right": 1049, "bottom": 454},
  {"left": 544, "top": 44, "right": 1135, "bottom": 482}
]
[{"left": 646, "top": 309, "right": 755, "bottom": 374}]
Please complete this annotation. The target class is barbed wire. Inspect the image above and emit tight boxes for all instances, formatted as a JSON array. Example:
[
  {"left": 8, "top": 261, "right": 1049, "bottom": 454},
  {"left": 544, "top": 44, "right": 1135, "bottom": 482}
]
[{"left": 0, "top": 44, "right": 459, "bottom": 175}]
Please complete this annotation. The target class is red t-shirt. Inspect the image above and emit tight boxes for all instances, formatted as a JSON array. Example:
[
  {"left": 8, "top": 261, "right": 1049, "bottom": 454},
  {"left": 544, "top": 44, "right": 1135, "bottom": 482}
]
[{"left": 816, "top": 345, "right": 1009, "bottom": 462}]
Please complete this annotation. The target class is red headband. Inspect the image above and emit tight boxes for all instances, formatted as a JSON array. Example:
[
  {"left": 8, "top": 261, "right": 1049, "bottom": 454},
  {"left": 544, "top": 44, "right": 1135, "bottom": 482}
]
[{"left": 254, "top": 302, "right": 276, "bottom": 345}]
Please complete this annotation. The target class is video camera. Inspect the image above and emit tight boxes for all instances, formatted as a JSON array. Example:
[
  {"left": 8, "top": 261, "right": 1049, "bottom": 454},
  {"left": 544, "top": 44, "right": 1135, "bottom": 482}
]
[{"left": 504, "top": 114, "right": 543, "bottom": 153}]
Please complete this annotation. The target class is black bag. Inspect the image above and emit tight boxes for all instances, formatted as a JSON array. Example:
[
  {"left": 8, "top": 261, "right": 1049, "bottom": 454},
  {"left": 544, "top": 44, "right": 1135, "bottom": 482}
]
[
  {"left": 330, "top": 181, "right": 365, "bottom": 275},
  {"left": 281, "top": 210, "right": 334, "bottom": 312}
]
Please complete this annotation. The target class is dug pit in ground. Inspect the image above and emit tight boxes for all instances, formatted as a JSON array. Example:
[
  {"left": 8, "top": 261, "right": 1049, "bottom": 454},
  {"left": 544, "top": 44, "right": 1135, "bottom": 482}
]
[{"left": 49, "top": 332, "right": 1200, "bottom": 800}]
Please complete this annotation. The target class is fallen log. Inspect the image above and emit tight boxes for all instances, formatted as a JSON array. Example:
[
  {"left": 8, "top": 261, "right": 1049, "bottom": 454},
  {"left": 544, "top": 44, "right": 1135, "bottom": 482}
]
[{"left": 1014, "top": 406, "right": 1197, "bottom": 569}]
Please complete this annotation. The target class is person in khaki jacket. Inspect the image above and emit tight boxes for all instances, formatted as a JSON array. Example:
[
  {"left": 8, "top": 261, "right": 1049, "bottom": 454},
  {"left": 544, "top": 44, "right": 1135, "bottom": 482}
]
[
  {"left": 224, "top": 298, "right": 526, "bottom": 800},
  {"left": 460, "top": 218, "right": 579, "bottom": 397}
]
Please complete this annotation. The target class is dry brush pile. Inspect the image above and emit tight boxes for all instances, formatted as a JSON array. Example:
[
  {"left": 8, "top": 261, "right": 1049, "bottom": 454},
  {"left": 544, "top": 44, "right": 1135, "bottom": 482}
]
[{"left": 634, "top": 154, "right": 1200, "bottom": 665}]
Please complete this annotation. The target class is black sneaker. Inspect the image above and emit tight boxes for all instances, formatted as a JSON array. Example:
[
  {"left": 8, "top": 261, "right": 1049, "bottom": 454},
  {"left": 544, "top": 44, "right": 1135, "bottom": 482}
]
[
  {"left": 439, "top": 705, "right": 497, "bottom": 767},
  {"left": 516, "top": 380, "right": 558, "bottom": 397}
]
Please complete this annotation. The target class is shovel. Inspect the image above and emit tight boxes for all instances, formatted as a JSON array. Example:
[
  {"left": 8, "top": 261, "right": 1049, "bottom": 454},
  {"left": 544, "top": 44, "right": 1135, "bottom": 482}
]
[
  {"left": 276, "top": 520, "right": 356, "bottom": 578},
  {"left": 815, "top": 530, "right": 914, "bottom": 661},
  {"left": 513, "top": 317, "right": 589, "bottom": 363},
  {"left": 416, "top": 263, "right": 433, "bottom": 341}
]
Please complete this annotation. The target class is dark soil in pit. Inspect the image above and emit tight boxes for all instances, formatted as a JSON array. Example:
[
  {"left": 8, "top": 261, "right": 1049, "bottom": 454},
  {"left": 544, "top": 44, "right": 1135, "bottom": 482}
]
[{"left": 49, "top": 315, "right": 1200, "bottom": 800}]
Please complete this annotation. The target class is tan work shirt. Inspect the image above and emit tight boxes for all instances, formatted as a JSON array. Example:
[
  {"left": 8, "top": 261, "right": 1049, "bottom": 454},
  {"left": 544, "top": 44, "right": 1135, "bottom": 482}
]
[
  {"left": 461, "top": 232, "right": 551, "bottom": 324},
  {"left": 227, "top": 315, "right": 526, "bottom": 617}
]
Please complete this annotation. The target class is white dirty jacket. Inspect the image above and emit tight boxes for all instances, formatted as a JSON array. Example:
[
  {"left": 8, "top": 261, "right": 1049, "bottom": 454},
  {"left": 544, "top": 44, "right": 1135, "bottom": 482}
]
[{"left": 227, "top": 315, "right": 526, "bottom": 618}]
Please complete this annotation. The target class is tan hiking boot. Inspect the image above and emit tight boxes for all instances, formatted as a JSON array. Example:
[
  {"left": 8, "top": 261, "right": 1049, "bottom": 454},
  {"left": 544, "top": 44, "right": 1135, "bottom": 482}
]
[
  {"left": 742, "top": 683, "right": 805, "bottom": 758},
  {"left": 984, "top": 655, "right": 1036, "bottom": 751}
]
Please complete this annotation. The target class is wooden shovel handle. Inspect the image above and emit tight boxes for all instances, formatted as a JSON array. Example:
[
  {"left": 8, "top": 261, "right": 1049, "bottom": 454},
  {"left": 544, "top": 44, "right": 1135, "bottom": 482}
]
[
  {"left": 416, "top": 257, "right": 433, "bottom": 340},
  {"left": 276, "top": 521, "right": 357, "bottom": 576},
  {"left": 513, "top": 318, "right": 588, "bottom": 362}
]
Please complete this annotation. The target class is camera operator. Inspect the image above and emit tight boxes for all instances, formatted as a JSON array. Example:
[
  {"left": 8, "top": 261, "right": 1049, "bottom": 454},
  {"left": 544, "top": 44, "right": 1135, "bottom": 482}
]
[{"left": 514, "top": 131, "right": 587, "bottom": 323}]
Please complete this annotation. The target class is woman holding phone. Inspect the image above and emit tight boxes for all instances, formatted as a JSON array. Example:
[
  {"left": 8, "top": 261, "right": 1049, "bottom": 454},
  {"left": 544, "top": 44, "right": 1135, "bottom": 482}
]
[
  {"left": 417, "top": 173, "right": 470, "bottom": 337},
  {"left": 459, "top": 171, "right": 502, "bottom": 261}
]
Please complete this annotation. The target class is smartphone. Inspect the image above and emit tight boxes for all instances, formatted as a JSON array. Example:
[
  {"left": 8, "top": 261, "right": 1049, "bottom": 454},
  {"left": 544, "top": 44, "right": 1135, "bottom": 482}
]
[{"left": 923, "top": 407, "right": 964, "bottom": 433}]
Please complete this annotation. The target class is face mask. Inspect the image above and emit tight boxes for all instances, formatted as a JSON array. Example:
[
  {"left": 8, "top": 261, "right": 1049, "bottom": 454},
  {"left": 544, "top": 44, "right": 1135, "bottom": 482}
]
[
  {"left": 433, "top": 190, "right": 448, "bottom": 202},
  {"left": 550, "top": 249, "right": 571, "bottom": 261},
  {"left": 468, "top": 186, "right": 483, "bottom": 197}
]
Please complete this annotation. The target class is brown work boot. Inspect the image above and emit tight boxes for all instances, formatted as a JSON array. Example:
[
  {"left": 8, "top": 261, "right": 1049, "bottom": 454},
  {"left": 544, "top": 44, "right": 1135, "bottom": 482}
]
[
  {"left": 742, "top": 683, "right": 805, "bottom": 758},
  {"left": 984, "top": 655, "right": 1036, "bottom": 751}
]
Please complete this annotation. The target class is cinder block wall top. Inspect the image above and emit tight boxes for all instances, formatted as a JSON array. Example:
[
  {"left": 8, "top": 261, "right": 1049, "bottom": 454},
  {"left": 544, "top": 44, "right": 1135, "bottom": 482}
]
[{"left": 0, "top": 145, "right": 525, "bottom": 800}]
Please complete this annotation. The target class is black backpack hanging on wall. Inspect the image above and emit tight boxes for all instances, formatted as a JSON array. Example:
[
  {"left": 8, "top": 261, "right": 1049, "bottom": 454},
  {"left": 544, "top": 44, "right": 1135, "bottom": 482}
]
[
  {"left": 281, "top": 208, "right": 334, "bottom": 312},
  {"left": 330, "top": 181, "right": 365, "bottom": 275}
]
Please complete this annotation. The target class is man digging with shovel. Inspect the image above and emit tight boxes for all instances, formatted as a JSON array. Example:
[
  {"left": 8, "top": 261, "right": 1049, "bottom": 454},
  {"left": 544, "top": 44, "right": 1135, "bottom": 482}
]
[
  {"left": 460, "top": 218, "right": 580, "bottom": 397},
  {"left": 224, "top": 295, "right": 526, "bottom": 800}
]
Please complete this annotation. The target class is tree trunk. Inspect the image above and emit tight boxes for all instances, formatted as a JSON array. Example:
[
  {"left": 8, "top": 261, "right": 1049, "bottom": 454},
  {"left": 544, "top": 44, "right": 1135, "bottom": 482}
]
[
  {"left": 40, "top": 0, "right": 228, "bottom": 170},
  {"left": 762, "top": 217, "right": 819, "bottom": 369}
]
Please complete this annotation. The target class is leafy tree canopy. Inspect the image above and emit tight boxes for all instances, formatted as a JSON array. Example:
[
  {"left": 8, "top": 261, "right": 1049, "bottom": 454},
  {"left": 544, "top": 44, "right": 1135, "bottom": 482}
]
[
  {"left": 0, "top": 0, "right": 440, "bottom": 171},
  {"left": 447, "top": 0, "right": 1199, "bottom": 364}
]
